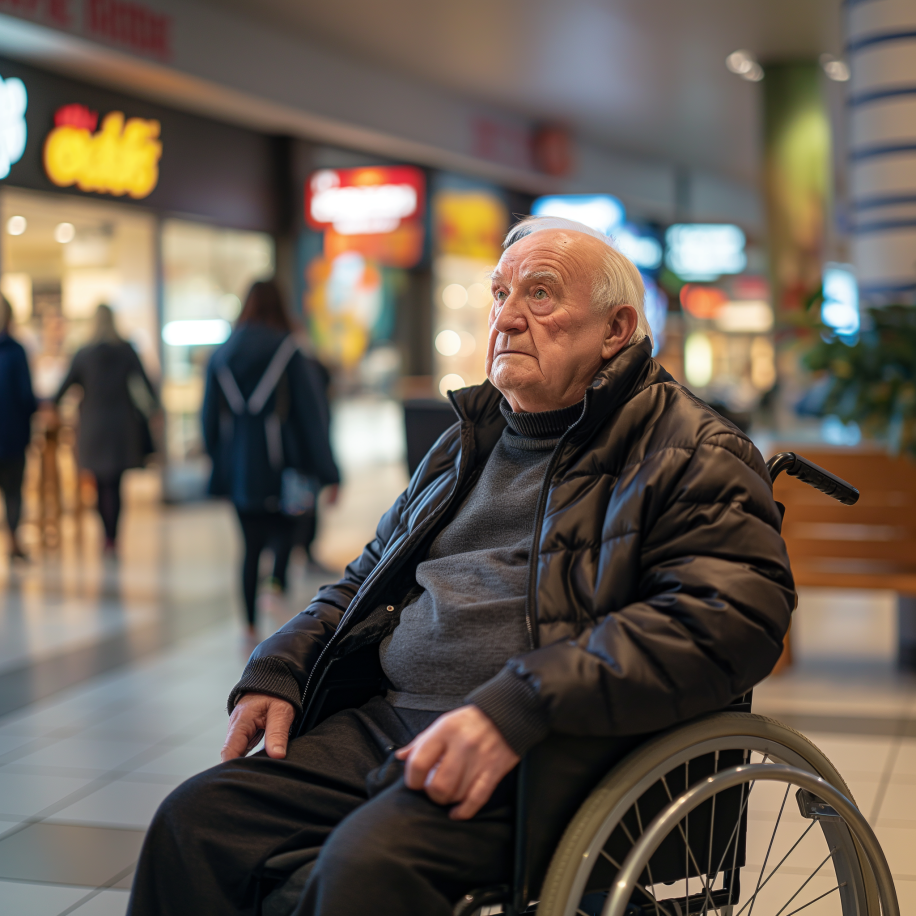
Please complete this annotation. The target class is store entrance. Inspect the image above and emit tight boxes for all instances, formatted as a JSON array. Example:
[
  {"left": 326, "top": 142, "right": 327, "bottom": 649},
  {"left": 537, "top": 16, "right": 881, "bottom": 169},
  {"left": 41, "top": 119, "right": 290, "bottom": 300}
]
[{"left": 1, "top": 187, "right": 159, "bottom": 398}]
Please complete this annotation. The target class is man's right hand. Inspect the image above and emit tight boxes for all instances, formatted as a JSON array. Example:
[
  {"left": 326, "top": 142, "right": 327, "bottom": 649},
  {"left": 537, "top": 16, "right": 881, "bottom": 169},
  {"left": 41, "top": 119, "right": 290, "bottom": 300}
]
[{"left": 221, "top": 694, "right": 295, "bottom": 762}]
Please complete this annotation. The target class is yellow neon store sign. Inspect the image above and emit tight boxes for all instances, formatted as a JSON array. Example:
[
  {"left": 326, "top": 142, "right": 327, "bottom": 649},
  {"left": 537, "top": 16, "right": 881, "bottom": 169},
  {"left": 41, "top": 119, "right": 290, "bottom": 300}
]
[{"left": 43, "top": 104, "right": 162, "bottom": 199}]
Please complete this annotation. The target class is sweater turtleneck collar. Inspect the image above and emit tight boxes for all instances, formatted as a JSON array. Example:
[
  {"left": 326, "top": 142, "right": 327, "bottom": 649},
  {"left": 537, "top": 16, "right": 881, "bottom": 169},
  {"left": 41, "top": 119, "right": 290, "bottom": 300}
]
[{"left": 499, "top": 397, "right": 584, "bottom": 450}]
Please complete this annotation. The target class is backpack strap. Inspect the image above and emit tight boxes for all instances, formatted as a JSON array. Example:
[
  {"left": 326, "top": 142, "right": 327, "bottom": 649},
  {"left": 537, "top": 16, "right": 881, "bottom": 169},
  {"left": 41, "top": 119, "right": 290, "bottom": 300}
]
[
  {"left": 247, "top": 335, "right": 299, "bottom": 415},
  {"left": 216, "top": 364, "right": 246, "bottom": 415}
]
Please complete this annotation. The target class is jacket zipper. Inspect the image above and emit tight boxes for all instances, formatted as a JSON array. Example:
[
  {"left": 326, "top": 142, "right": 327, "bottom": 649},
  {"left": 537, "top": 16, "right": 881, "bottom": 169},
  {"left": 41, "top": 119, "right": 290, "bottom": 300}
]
[
  {"left": 299, "top": 416, "right": 475, "bottom": 711},
  {"left": 523, "top": 391, "right": 591, "bottom": 650}
]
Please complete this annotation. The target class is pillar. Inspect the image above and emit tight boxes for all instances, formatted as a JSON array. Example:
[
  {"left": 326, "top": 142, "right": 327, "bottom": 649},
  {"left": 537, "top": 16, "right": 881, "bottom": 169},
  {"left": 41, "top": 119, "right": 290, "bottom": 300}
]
[{"left": 847, "top": 0, "right": 916, "bottom": 302}]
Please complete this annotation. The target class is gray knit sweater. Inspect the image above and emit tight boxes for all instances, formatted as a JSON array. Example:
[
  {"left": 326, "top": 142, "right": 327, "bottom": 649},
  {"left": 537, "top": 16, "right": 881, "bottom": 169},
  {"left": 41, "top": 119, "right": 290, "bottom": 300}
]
[{"left": 230, "top": 398, "right": 583, "bottom": 755}]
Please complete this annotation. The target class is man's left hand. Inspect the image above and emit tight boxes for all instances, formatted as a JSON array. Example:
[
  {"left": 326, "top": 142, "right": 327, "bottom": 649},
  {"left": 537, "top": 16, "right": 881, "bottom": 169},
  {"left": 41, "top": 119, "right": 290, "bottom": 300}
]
[{"left": 395, "top": 705, "right": 520, "bottom": 820}]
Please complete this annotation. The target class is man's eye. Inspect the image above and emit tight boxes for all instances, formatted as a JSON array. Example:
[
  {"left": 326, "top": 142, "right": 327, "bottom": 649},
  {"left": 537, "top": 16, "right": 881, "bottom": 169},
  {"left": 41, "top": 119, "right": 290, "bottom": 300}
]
[
  {"left": 533, "top": 289, "right": 548, "bottom": 300},
  {"left": 495, "top": 290, "right": 507, "bottom": 301}
]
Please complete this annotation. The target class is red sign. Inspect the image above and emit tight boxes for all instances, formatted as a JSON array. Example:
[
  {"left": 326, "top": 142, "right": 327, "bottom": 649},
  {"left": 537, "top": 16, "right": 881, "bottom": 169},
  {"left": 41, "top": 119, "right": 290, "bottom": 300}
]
[
  {"left": 86, "top": 0, "right": 171, "bottom": 60},
  {"left": 306, "top": 166, "right": 425, "bottom": 235}
]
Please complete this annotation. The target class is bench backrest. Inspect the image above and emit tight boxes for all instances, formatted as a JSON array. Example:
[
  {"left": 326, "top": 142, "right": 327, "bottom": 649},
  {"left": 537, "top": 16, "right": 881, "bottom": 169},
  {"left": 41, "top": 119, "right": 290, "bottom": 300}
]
[{"left": 772, "top": 447, "right": 916, "bottom": 591}]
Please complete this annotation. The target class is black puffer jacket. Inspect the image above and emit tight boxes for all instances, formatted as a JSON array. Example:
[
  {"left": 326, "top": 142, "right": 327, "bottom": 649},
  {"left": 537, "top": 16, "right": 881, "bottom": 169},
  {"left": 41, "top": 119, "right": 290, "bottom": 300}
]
[{"left": 231, "top": 340, "right": 794, "bottom": 741}]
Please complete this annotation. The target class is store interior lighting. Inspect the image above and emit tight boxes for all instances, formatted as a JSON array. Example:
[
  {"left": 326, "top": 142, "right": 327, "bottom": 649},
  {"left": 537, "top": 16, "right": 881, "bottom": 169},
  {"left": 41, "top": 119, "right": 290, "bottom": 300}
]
[
  {"left": 162, "top": 318, "right": 231, "bottom": 347},
  {"left": 6, "top": 214, "right": 26, "bottom": 235},
  {"left": 821, "top": 264, "right": 860, "bottom": 336},
  {"left": 439, "top": 373, "right": 465, "bottom": 397},
  {"left": 725, "top": 50, "right": 764, "bottom": 82},
  {"left": 684, "top": 332, "right": 714, "bottom": 388},
  {"left": 54, "top": 221, "right": 75, "bottom": 244},
  {"left": 442, "top": 283, "right": 468, "bottom": 309},
  {"left": 820, "top": 54, "right": 851, "bottom": 82},
  {"left": 435, "top": 329, "right": 461, "bottom": 356}
]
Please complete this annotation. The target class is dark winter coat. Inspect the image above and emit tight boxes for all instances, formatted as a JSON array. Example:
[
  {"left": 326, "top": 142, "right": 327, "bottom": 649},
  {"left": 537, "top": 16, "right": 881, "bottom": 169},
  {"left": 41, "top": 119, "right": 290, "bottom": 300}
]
[
  {"left": 234, "top": 339, "right": 794, "bottom": 741},
  {"left": 202, "top": 325, "right": 340, "bottom": 512},
  {"left": 0, "top": 332, "right": 37, "bottom": 461},
  {"left": 55, "top": 340, "right": 157, "bottom": 477}
]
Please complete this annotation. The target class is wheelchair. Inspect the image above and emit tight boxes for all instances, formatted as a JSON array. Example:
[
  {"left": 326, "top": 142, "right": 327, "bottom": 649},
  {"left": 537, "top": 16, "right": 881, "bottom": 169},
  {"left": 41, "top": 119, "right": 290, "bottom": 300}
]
[{"left": 263, "top": 452, "right": 900, "bottom": 916}]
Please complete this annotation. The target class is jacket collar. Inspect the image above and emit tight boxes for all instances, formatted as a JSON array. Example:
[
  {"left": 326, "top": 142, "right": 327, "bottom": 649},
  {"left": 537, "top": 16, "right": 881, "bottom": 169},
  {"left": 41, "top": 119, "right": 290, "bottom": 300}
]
[{"left": 448, "top": 337, "right": 653, "bottom": 460}]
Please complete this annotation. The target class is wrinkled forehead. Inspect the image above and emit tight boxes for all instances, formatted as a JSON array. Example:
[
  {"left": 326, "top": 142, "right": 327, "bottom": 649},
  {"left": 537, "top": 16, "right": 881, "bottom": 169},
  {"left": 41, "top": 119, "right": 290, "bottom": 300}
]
[{"left": 493, "top": 229, "right": 602, "bottom": 281}]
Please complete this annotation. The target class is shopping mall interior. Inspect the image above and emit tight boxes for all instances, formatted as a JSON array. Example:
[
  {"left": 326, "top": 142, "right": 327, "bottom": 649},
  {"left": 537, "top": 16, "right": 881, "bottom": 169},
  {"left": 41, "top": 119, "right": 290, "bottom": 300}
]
[{"left": 0, "top": 0, "right": 915, "bottom": 914}]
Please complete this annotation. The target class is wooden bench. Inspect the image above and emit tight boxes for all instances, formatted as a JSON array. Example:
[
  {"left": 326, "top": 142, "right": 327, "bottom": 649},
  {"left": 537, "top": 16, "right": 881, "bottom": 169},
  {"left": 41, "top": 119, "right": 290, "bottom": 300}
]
[{"left": 772, "top": 446, "right": 916, "bottom": 667}]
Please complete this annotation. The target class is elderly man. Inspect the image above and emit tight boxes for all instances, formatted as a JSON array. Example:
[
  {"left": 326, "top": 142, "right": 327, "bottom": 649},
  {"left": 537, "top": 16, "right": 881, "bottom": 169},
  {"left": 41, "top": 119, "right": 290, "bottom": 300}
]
[{"left": 128, "top": 216, "right": 793, "bottom": 916}]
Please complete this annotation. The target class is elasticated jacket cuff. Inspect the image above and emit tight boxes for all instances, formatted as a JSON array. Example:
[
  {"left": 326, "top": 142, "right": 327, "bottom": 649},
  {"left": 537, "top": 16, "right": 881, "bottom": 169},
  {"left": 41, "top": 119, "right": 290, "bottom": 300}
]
[
  {"left": 466, "top": 667, "right": 550, "bottom": 756},
  {"left": 227, "top": 656, "right": 303, "bottom": 716}
]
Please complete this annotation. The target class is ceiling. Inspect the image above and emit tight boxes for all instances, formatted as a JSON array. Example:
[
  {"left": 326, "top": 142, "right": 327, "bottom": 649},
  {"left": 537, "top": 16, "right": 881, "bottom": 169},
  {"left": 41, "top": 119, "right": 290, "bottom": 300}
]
[{"left": 203, "top": 0, "right": 844, "bottom": 184}]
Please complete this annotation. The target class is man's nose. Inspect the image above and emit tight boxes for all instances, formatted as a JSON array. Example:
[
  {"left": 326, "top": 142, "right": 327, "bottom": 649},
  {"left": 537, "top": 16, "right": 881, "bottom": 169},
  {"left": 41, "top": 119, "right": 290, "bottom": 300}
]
[{"left": 491, "top": 293, "right": 527, "bottom": 335}]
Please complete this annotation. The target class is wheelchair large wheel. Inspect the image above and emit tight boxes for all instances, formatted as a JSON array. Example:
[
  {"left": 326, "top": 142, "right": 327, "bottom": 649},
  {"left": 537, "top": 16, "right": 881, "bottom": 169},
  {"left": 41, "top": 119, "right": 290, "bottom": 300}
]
[{"left": 537, "top": 712, "right": 882, "bottom": 916}]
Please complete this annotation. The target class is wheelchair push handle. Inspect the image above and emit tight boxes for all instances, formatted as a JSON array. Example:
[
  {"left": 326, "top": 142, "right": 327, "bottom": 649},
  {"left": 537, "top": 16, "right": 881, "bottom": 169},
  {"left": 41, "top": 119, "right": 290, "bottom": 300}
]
[{"left": 766, "top": 451, "right": 860, "bottom": 505}]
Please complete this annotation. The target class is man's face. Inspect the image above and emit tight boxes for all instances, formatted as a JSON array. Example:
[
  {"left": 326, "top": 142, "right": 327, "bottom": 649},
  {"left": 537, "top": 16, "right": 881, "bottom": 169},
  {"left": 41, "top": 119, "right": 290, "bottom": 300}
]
[{"left": 486, "top": 229, "right": 634, "bottom": 413}]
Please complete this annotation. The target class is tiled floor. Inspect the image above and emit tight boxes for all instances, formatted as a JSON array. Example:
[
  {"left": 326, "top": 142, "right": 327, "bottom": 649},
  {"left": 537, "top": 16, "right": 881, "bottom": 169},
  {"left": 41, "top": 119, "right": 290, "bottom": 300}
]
[{"left": 2, "top": 461, "right": 916, "bottom": 912}]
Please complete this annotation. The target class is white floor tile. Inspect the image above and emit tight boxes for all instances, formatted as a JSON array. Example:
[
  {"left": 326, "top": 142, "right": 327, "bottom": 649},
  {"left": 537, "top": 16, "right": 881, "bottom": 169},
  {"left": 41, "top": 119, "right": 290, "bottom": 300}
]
[
  {"left": 801, "top": 732, "right": 896, "bottom": 779},
  {"left": 69, "top": 888, "right": 130, "bottom": 916},
  {"left": 0, "top": 771, "right": 99, "bottom": 818},
  {"left": 131, "top": 742, "right": 222, "bottom": 779},
  {"left": 0, "top": 879, "right": 87, "bottom": 915},
  {"left": 48, "top": 778, "right": 176, "bottom": 829},
  {"left": 13, "top": 737, "right": 160, "bottom": 773}
]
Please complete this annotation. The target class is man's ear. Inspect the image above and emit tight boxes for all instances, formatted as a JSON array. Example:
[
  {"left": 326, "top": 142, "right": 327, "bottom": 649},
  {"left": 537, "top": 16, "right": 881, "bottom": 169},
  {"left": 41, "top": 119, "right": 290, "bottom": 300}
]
[{"left": 601, "top": 304, "right": 639, "bottom": 360}]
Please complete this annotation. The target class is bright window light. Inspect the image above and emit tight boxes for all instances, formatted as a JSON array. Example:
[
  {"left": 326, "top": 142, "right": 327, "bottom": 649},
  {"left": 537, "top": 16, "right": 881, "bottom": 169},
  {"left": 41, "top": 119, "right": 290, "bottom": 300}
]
[
  {"left": 435, "top": 330, "right": 461, "bottom": 356},
  {"left": 726, "top": 50, "right": 764, "bottom": 82},
  {"left": 162, "top": 319, "right": 231, "bottom": 347},
  {"left": 532, "top": 194, "right": 625, "bottom": 235},
  {"left": 6, "top": 214, "right": 25, "bottom": 235},
  {"left": 665, "top": 224, "right": 746, "bottom": 281},
  {"left": 684, "top": 332, "right": 714, "bottom": 388},
  {"left": 439, "top": 373, "right": 465, "bottom": 397},
  {"left": 821, "top": 264, "right": 859, "bottom": 335},
  {"left": 615, "top": 224, "right": 663, "bottom": 270}
]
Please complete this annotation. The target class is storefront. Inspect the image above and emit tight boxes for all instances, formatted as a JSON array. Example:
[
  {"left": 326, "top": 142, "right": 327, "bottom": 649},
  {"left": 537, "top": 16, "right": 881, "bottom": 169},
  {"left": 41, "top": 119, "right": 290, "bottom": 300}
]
[{"left": 0, "top": 58, "right": 282, "bottom": 499}]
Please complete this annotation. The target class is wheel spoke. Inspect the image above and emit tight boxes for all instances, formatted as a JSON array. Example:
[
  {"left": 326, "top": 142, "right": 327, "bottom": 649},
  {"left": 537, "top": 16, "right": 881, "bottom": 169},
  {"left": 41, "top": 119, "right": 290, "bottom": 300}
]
[
  {"left": 732, "top": 822, "right": 817, "bottom": 916},
  {"left": 634, "top": 799, "right": 662, "bottom": 916},
  {"left": 747, "top": 783, "right": 790, "bottom": 916},
  {"left": 772, "top": 849, "right": 838, "bottom": 916},
  {"left": 781, "top": 884, "right": 842, "bottom": 916},
  {"left": 599, "top": 849, "right": 673, "bottom": 913}
]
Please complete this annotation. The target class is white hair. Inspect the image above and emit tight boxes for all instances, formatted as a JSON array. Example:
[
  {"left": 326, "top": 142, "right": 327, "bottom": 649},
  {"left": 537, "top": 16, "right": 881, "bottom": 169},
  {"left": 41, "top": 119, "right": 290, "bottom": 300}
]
[{"left": 502, "top": 215, "right": 652, "bottom": 346}]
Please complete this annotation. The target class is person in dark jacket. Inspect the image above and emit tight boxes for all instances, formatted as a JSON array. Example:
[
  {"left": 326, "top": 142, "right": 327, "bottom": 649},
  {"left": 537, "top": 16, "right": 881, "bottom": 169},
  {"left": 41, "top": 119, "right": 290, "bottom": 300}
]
[
  {"left": 201, "top": 280, "right": 340, "bottom": 636},
  {"left": 129, "top": 218, "right": 794, "bottom": 916},
  {"left": 0, "top": 295, "right": 37, "bottom": 559},
  {"left": 55, "top": 304, "right": 157, "bottom": 555}
]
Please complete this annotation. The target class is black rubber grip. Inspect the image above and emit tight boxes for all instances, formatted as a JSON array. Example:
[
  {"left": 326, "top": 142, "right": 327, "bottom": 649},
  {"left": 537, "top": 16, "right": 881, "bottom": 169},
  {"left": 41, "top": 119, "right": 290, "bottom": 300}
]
[{"left": 766, "top": 452, "right": 860, "bottom": 505}]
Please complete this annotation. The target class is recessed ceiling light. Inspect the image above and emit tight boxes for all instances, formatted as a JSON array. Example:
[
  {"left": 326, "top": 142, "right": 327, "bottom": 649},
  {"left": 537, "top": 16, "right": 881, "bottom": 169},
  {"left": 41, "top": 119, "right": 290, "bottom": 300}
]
[
  {"left": 6, "top": 215, "right": 26, "bottom": 235},
  {"left": 726, "top": 49, "right": 764, "bottom": 82},
  {"left": 54, "top": 222, "right": 75, "bottom": 244}
]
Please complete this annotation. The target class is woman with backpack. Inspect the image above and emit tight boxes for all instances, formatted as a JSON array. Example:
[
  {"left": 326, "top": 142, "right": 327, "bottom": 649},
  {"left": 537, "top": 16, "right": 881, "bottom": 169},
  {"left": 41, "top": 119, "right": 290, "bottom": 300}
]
[{"left": 202, "top": 280, "right": 340, "bottom": 638}]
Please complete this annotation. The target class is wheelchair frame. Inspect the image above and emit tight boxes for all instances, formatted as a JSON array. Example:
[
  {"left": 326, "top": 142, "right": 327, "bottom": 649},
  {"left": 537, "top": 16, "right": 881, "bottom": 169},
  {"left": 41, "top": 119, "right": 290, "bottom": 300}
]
[{"left": 455, "top": 453, "right": 898, "bottom": 916}]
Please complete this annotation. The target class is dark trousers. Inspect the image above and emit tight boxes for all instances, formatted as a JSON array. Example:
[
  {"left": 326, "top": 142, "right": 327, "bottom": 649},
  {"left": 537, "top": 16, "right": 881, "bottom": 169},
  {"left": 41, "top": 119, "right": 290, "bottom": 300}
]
[
  {"left": 0, "top": 456, "right": 25, "bottom": 534},
  {"left": 95, "top": 472, "right": 123, "bottom": 543},
  {"left": 127, "top": 697, "right": 515, "bottom": 916},
  {"left": 236, "top": 510, "right": 296, "bottom": 626}
]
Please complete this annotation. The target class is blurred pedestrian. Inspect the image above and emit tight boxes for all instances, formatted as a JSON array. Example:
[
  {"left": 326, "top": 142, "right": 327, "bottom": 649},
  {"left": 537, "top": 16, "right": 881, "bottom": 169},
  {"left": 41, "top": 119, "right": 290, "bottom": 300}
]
[
  {"left": 202, "top": 280, "right": 340, "bottom": 638},
  {"left": 0, "top": 295, "right": 37, "bottom": 560},
  {"left": 288, "top": 351, "right": 336, "bottom": 576},
  {"left": 54, "top": 304, "right": 158, "bottom": 556}
]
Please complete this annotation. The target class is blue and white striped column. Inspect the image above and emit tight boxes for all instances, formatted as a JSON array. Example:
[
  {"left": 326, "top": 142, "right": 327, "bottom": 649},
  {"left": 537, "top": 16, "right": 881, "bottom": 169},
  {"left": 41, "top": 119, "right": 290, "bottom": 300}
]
[{"left": 847, "top": 0, "right": 916, "bottom": 302}]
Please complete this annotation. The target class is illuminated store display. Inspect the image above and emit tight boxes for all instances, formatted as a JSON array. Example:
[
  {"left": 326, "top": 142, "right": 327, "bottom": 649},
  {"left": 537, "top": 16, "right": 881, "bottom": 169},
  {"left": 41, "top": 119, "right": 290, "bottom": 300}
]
[
  {"left": 665, "top": 224, "right": 747, "bottom": 281},
  {"left": 821, "top": 263, "right": 859, "bottom": 336},
  {"left": 531, "top": 193, "right": 624, "bottom": 235},
  {"left": 432, "top": 186, "right": 507, "bottom": 397},
  {"left": 0, "top": 72, "right": 27, "bottom": 179},
  {"left": 44, "top": 104, "right": 162, "bottom": 199}
]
